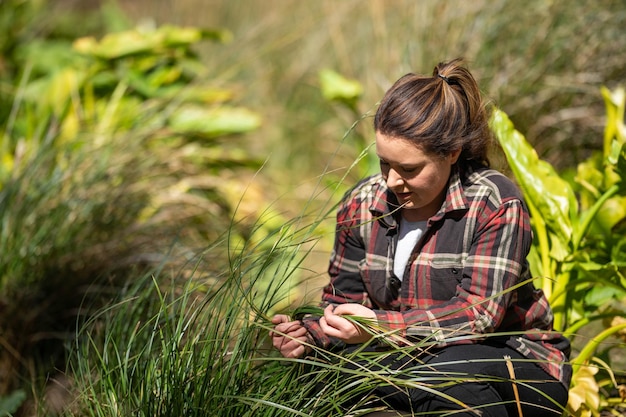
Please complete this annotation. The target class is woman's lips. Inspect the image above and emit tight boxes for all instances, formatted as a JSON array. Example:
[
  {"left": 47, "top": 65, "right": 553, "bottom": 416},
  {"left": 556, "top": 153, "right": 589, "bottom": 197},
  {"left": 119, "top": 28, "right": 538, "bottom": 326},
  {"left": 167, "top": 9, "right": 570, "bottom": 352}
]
[{"left": 395, "top": 192, "right": 412, "bottom": 201}]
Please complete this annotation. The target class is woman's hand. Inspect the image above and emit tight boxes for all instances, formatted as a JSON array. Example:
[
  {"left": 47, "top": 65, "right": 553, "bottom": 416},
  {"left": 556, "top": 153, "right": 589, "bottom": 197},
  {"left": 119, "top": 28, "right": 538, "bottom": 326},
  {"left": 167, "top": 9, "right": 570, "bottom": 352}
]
[
  {"left": 270, "top": 314, "right": 311, "bottom": 358},
  {"left": 319, "top": 304, "right": 377, "bottom": 344}
]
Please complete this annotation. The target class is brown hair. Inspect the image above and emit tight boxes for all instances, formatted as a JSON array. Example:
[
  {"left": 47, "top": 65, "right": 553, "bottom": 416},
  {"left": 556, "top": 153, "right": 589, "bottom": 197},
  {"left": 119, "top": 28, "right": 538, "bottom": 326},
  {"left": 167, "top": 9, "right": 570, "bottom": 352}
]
[{"left": 373, "top": 58, "right": 492, "bottom": 168}]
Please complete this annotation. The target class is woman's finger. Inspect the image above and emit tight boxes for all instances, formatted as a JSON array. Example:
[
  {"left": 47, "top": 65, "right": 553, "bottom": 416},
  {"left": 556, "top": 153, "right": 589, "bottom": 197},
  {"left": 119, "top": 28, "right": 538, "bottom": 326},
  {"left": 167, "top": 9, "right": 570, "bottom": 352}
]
[
  {"left": 271, "top": 320, "right": 302, "bottom": 336},
  {"left": 271, "top": 314, "right": 291, "bottom": 325}
]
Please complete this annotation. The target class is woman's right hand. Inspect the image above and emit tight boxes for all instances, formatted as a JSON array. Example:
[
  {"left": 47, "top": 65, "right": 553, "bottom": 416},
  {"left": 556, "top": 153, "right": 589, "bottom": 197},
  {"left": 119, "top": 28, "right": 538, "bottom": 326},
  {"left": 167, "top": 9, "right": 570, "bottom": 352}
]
[{"left": 270, "top": 314, "right": 311, "bottom": 358}]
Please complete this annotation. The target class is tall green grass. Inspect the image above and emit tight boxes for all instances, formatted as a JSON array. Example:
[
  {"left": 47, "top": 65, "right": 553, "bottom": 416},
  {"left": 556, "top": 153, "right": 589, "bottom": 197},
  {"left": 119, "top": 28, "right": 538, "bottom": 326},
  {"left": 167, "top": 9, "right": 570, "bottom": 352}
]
[{"left": 66, "top": 211, "right": 567, "bottom": 417}]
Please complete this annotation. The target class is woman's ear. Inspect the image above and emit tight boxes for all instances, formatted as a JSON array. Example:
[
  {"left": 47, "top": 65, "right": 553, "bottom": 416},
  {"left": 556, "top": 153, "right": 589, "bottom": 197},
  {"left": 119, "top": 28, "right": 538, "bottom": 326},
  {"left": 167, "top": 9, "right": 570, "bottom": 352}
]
[{"left": 449, "top": 148, "right": 462, "bottom": 165}]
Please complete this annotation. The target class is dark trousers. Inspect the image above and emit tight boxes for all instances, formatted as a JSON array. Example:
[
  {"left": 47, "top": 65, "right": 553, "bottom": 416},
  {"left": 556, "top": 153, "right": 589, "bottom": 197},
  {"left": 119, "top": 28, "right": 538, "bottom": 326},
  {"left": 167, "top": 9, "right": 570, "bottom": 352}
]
[{"left": 337, "top": 343, "right": 568, "bottom": 417}]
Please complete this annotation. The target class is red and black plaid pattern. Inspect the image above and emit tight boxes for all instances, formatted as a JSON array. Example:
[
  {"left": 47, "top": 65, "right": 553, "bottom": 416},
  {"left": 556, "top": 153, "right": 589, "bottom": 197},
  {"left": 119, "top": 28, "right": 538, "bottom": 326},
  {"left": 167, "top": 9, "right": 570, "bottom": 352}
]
[{"left": 304, "top": 165, "right": 571, "bottom": 389}]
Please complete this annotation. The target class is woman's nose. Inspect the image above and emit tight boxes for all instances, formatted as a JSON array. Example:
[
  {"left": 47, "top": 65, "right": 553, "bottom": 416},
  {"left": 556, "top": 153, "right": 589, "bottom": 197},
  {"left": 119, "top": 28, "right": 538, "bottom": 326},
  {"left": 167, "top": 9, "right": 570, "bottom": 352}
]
[{"left": 386, "top": 169, "right": 403, "bottom": 188}]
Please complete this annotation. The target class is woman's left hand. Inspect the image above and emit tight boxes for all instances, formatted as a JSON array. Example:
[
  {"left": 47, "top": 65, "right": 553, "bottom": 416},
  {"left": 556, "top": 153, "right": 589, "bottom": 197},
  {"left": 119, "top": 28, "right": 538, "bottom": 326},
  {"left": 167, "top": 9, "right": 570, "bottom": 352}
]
[{"left": 319, "top": 304, "right": 377, "bottom": 344}]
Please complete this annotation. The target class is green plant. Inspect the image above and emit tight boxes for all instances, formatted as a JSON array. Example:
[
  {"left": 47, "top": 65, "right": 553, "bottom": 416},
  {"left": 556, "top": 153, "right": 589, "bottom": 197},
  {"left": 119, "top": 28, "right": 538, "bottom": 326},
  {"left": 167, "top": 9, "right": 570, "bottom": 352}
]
[
  {"left": 0, "top": 18, "right": 281, "bottom": 409},
  {"left": 67, "top": 211, "right": 540, "bottom": 417},
  {"left": 491, "top": 86, "right": 626, "bottom": 416},
  {"left": 65, "top": 207, "right": 329, "bottom": 416}
]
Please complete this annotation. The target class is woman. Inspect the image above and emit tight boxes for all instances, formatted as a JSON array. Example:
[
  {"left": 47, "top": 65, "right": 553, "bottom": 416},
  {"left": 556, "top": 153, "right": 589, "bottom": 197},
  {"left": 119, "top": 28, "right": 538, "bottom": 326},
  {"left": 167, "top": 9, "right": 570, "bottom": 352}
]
[{"left": 271, "top": 59, "right": 571, "bottom": 416}]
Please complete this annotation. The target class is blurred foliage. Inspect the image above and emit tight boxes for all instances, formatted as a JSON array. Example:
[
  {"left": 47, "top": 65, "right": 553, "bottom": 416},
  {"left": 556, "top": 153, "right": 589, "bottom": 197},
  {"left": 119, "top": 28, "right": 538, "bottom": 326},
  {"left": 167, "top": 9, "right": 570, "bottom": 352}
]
[
  {"left": 0, "top": 389, "right": 26, "bottom": 416},
  {"left": 0, "top": 0, "right": 291, "bottom": 410},
  {"left": 122, "top": 0, "right": 626, "bottom": 185}
]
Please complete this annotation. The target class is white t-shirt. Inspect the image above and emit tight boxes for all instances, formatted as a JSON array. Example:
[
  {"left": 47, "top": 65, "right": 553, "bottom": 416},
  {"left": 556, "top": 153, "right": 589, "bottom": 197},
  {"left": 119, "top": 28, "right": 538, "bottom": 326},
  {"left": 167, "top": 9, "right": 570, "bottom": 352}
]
[{"left": 393, "top": 218, "right": 426, "bottom": 280}]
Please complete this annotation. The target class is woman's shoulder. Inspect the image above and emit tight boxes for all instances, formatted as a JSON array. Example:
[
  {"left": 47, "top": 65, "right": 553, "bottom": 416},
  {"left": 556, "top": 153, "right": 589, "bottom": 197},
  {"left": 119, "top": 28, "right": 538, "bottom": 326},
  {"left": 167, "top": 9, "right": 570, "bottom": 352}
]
[
  {"left": 337, "top": 173, "right": 391, "bottom": 218},
  {"left": 341, "top": 173, "right": 386, "bottom": 201},
  {"left": 463, "top": 166, "right": 525, "bottom": 203}
]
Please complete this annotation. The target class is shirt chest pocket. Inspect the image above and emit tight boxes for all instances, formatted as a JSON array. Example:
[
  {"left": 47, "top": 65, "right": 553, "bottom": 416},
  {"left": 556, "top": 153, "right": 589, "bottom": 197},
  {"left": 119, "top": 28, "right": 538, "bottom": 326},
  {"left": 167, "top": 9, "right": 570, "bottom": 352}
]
[
  {"left": 359, "top": 257, "right": 399, "bottom": 309},
  {"left": 423, "top": 260, "right": 464, "bottom": 301}
]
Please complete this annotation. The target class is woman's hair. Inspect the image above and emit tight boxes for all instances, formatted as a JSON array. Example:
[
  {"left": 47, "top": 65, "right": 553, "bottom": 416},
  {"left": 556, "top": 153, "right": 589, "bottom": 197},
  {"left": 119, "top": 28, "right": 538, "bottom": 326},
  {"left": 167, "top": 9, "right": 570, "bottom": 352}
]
[{"left": 373, "top": 58, "right": 492, "bottom": 168}]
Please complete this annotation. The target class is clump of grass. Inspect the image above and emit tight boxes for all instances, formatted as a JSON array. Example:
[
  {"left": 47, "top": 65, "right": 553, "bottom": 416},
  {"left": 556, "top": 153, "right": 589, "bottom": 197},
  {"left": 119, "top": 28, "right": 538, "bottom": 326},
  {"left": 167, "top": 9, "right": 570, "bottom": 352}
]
[
  {"left": 0, "top": 130, "right": 152, "bottom": 395},
  {"left": 61, "top": 195, "right": 570, "bottom": 417},
  {"left": 64, "top": 210, "right": 321, "bottom": 416}
]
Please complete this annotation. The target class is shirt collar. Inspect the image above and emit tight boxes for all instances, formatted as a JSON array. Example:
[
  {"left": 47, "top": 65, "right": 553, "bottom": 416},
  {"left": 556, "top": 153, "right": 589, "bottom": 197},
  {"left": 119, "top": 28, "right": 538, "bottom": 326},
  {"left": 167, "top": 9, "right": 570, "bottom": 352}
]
[{"left": 369, "top": 164, "right": 470, "bottom": 225}]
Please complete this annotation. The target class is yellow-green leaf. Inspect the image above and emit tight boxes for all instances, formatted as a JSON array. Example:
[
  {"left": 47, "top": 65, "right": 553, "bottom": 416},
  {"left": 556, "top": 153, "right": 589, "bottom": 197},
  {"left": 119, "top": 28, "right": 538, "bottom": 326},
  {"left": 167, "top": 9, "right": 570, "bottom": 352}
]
[
  {"left": 567, "top": 365, "right": 599, "bottom": 416},
  {"left": 491, "top": 109, "right": 577, "bottom": 259},
  {"left": 72, "top": 25, "right": 212, "bottom": 59},
  {"left": 169, "top": 105, "right": 261, "bottom": 138},
  {"left": 319, "top": 69, "right": 363, "bottom": 103}
]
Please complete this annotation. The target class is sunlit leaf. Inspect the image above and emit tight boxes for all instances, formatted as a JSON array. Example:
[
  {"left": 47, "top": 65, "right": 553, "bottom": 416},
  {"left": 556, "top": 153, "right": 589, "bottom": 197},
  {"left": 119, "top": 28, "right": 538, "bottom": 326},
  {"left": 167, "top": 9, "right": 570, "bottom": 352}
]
[
  {"left": 592, "top": 195, "right": 626, "bottom": 233},
  {"left": 567, "top": 365, "right": 599, "bottom": 416},
  {"left": 146, "top": 66, "right": 182, "bottom": 88},
  {"left": 22, "top": 68, "right": 86, "bottom": 117},
  {"left": 319, "top": 69, "right": 363, "bottom": 103},
  {"left": 169, "top": 105, "right": 262, "bottom": 138},
  {"left": 73, "top": 25, "right": 232, "bottom": 60},
  {"left": 491, "top": 109, "right": 577, "bottom": 259},
  {"left": 601, "top": 86, "right": 625, "bottom": 157},
  {"left": 73, "top": 27, "right": 192, "bottom": 59},
  {"left": 575, "top": 157, "right": 604, "bottom": 201},
  {"left": 159, "top": 25, "right": 203, "bottom": 46},
  {"left": 73, "top": 32, "right": 154, "bottom": 59},
  {"left": 584, "top": 284, "right": 624, "bottom": 308}
]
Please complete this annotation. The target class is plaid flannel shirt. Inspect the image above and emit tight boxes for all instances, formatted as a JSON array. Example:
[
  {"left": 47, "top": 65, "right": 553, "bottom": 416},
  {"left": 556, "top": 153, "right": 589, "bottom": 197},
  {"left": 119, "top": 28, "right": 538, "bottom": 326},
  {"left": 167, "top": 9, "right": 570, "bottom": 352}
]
[{"left": 304, "top": 164, "right": 572, "bottom": 388}]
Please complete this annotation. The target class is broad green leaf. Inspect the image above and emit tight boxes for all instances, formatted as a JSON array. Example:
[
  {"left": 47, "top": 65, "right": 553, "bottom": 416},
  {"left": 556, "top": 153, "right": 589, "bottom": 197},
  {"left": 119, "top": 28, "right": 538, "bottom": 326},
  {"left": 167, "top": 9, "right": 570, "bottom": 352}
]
[
  {"left": 608, "top": 137, "right": 624, "bottom": 165},
  {"left": 146, "top": 66, "right": 183, "bottom": 88},
  {"left": 584, "top": 284, "right": 625, "bottom": 308},
  {"left": 73, "top": 33, "right": 151, "bottom": 59},
  {"left": 159, "top": 25, "right": 203, "bottom": 47},
  {"left": 319, "top": 69, "right": 363, "bottom": 103},
  {"left": 15, "top": 39, "right": 85, "bottom": 76},
  {"left": 73, "top": 25, "right": 231, "bottom": 60},
  {"left": 592, "top": 195, "right": 626, "bottom": 233},
  {"left": 575, "top": 157, "right": 604, "bottom": 202},
  {"left": 126, "top": 68, "right": 181, "bottom": 98},
  {"left": 169, "top": 105, "right": 261, "bottom": 138},
  {"left": 491, "top": 109, "right": 577, "bottom": 259}
]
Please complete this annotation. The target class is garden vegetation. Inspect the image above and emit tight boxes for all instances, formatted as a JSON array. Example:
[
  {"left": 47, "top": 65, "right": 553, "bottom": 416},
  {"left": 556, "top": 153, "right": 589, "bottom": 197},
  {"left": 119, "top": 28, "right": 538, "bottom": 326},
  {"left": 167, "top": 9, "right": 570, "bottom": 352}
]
[{"left": 0, "top": 1, "right": 625, "bottom": 416}]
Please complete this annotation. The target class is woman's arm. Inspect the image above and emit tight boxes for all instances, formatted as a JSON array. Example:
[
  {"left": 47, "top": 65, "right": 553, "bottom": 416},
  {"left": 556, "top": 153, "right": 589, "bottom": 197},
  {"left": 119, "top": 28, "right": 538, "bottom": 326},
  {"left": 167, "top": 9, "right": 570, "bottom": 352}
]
[
  {"left": 303, "top": 192, "right": 377, "bottom": 348},
  {"left": 376, "top": 199, "right": 533, "bottom": 342}
]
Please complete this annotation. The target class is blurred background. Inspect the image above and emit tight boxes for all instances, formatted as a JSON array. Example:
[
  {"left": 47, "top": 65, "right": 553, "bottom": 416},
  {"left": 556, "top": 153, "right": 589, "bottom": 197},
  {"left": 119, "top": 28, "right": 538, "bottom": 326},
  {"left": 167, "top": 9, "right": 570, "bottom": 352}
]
[{"left": 52, "top": 0, "right": 626, "bottom": 178}]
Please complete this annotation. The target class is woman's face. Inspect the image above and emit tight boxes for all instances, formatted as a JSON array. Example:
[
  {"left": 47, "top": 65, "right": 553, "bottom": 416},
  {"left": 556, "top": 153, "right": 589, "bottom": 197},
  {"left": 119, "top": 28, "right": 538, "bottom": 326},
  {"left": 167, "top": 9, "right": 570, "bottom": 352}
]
[{"left": 375, "top": 132, "right": 460, "bottom": 222}]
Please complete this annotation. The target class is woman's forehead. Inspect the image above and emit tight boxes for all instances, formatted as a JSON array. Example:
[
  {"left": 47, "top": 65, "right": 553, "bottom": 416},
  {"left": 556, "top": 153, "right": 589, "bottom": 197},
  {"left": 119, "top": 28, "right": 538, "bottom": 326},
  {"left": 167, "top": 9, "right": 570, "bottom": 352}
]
[{"left": 375, "top": 133, "right": 428, "bottom": 161}]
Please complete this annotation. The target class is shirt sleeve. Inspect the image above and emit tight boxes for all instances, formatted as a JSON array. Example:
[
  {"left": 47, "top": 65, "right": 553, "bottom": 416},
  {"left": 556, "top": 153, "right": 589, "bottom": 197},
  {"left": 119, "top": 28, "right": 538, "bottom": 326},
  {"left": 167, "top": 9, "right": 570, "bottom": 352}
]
[
  {"left": 302, "top": 192, "right": 375, "bottom": 349},
  {"left": 322, "top": 194, "right": 375, "bottom": 307},
  {"left": 375, "top": 199, "right": 533, "bottom": 345}
]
